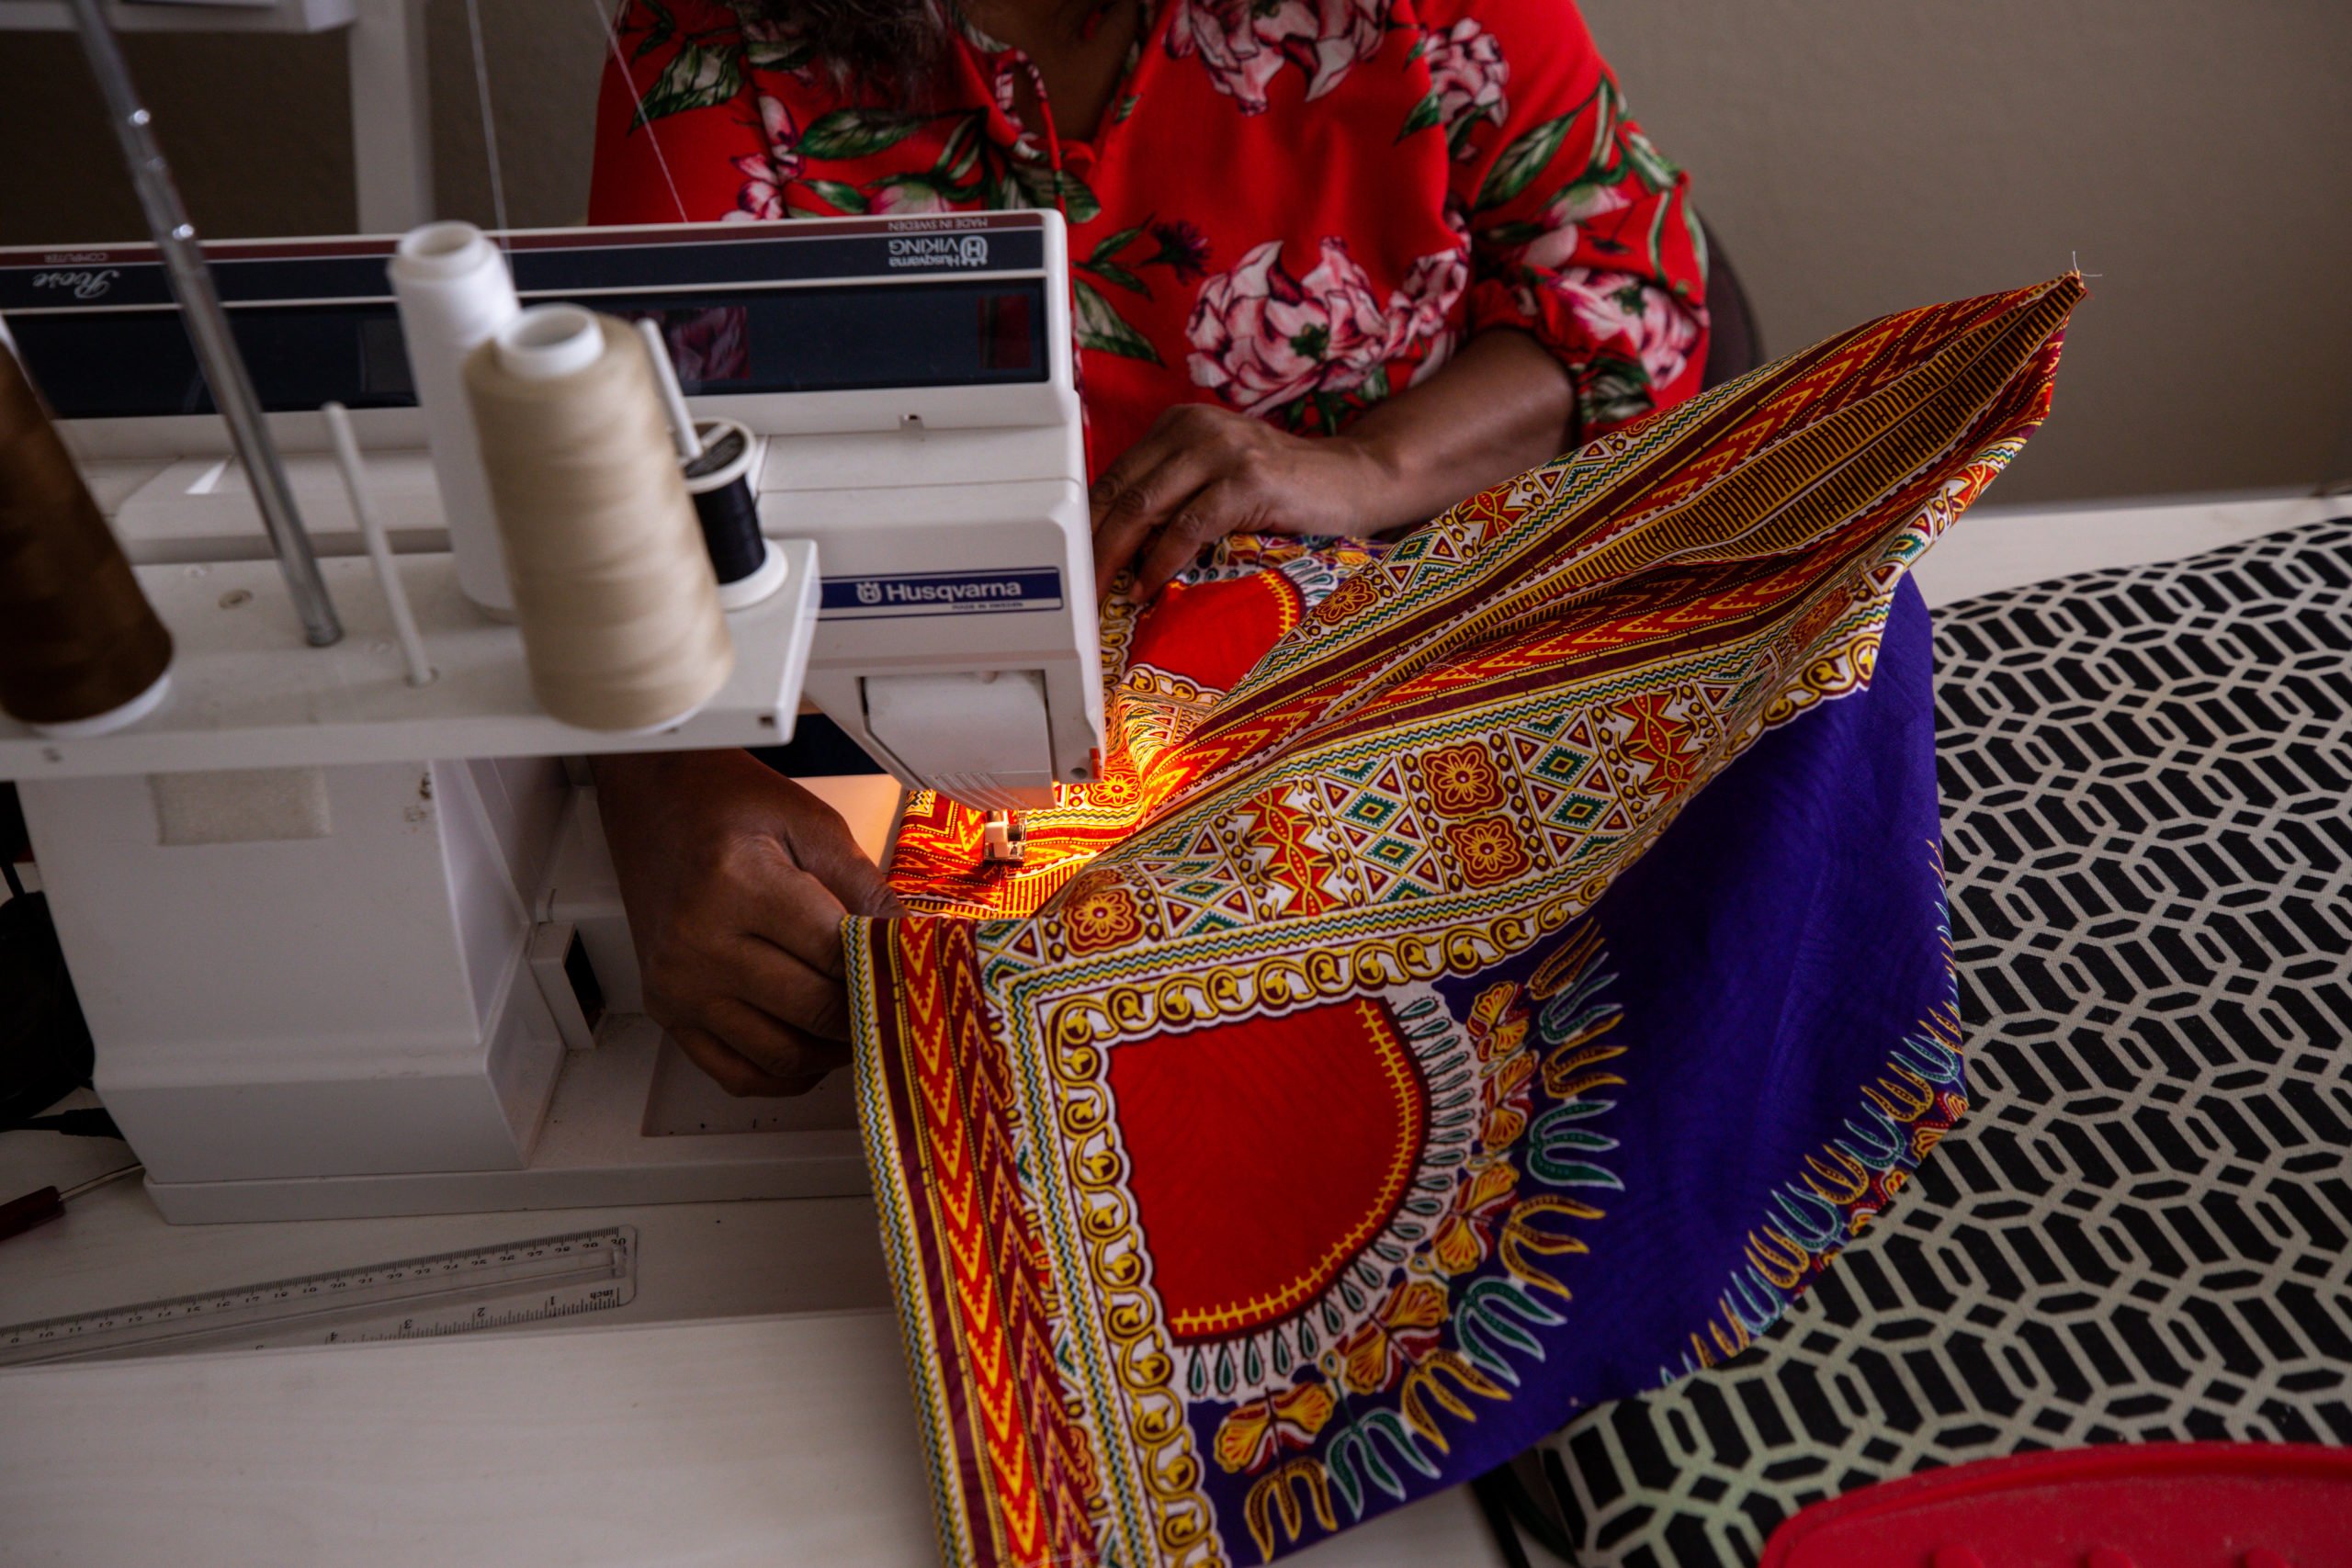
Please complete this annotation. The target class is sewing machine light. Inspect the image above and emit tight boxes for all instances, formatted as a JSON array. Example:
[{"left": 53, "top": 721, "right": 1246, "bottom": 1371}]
[{"left": 863, "top": 670, "right": 1057, "bottom": 812}]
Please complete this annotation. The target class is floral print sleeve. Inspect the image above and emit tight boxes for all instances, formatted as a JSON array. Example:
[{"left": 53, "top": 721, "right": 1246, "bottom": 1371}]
[{"left": 1428, "top": 0, "right": 1710, "bottom": 436}]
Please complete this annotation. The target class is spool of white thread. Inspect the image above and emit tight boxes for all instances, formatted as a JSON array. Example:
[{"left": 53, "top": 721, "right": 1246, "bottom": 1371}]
[
  {"left": 464, "top": 306, "right": 733, "bottom": 734},
  {"left": 390, "top": 220, "right": 519, "bottom": 620}
]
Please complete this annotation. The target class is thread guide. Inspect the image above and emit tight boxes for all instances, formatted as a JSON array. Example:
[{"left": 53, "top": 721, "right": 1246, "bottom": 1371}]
[{"left": 0, "top": 542, "right": 818, "bottom": 778}]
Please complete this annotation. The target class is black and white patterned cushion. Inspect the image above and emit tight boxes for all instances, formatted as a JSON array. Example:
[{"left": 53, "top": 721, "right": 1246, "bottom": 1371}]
[{"left": 1536, "top": 517, "right": 2352, "bottom": 1567}]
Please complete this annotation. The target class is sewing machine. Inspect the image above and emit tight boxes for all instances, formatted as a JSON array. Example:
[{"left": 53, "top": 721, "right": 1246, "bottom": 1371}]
[{"left": 0, "top": 210, "right": 1100, "bottom": 1223}]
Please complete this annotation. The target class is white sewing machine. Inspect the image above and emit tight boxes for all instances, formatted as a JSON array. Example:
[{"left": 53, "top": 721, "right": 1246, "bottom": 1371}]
[{"left": 0, "top": 210, "right": 1101, "bottom": 1223}]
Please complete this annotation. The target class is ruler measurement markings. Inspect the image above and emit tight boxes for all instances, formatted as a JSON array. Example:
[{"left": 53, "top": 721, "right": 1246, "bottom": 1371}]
[{"left": 0, "top": 1226, "right": 637, "bottom": 1367}]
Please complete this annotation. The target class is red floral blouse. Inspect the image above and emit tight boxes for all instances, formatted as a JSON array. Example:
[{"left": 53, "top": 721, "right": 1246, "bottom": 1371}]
[{"left": 588, "top": 0, "right": 1709, "bottom": 479}]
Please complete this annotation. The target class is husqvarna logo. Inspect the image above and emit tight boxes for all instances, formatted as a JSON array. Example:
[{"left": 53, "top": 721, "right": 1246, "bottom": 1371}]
[
  {"left": 30, "top": 268, "right": 120, "bottom": 300},
  {"left": 885, "top": 233, "right": 989, "bottom": 270},
  {"left": 821, "top": 568, "right": 1064, "bottom": 620}
]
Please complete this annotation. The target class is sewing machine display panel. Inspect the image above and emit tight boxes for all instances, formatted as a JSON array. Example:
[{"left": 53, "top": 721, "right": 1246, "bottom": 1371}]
[
  {"left": 2, "top": 221, "right": 1052, "bottom": 421},
  {"left": 6, "top": 284, "right": 1046, "bottom": 419}
]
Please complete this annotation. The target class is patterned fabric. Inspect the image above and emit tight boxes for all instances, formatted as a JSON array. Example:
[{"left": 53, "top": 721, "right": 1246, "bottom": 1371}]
[
  {"left": 848, "top": 276, "right": 2083, "bottom": 1567},
  {"left": 1539, "top": 516, "right": 2352, "bottom": 1567},
  {"left": 586, "top": 0, "right": 1708, "bottom": 469}
]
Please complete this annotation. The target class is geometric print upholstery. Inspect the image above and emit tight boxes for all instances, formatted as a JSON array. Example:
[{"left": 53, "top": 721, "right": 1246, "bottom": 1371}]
[{"left": 1539, "top": 517, "right": 2352, "bottom": 1565}]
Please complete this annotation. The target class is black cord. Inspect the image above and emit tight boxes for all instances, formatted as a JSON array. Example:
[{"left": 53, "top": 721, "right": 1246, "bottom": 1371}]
[
  {"left": 8, "top": 1108, "right": 122, "bottom": 1139},
  {"left": 0, "top": 890, "right": 96, "bottom": 1129},
  {"left": 1473, "top": 1457, "right": 1585, "bottom": 1565},
  {"left": 0, "top": 783, "right": 26, "bottom": 898},
  {"left": 1471, "top": 1468, "right": 1537, "bottom": 1568},
  {"left": 1538, "top": 1449, "right": 1585, "bottom": 1553}
]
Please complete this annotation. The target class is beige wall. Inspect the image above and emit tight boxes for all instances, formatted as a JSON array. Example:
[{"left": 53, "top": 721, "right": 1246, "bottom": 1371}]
[
  {"left": 5, "top": 0, "right": 2347, "bottom": 502},
  {"left": 1579, "top": 0, "right": 2352, "bottom": 502}
]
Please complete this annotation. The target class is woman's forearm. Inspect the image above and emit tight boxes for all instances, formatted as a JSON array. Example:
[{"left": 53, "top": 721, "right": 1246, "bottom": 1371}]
[{"left": 1342, "top": 328, "right": 1577, "bottom": 528}]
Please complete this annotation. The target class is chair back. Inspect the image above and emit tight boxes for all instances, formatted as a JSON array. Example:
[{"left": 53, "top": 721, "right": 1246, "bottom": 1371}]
[{"left": 1700, "top": 220, "right": 1763, "bottom": 389}]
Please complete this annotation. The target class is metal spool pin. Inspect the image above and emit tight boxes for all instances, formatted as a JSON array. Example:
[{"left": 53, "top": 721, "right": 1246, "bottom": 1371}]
[{"left": 65, "top": 0, "right": 343, "bottom": 648}]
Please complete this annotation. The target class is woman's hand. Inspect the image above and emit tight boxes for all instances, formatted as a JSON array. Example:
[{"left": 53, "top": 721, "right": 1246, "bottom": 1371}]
[
  {"left": 591, "top": 749, "right": 901, "bottom": 1097},
  {"left": 1091, "top": 328, "right": 1578, "bottom": 604},
  {"left": 1090, "top": 404, "right": 1396, "bottom": 604}
]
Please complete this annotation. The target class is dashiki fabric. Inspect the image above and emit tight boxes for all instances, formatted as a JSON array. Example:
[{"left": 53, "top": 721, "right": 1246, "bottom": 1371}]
[{"left": 850, "top": 275, "right": 2085, "bottom": 1568}]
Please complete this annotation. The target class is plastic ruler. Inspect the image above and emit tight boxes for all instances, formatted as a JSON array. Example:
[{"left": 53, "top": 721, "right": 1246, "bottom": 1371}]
[{"left": 0, "top": 1224, "right": 637, "bottom": 1368}]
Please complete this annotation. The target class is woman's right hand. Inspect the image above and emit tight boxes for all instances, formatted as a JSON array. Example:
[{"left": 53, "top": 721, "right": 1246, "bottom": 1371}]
[{"left": 591, "top": 749, "right": 901, "bottom": 1096}]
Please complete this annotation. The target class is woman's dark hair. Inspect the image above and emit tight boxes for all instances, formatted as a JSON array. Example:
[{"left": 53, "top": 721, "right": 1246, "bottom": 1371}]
[{"left": 746, "top": 0, "right": 949, "bottom": 96}]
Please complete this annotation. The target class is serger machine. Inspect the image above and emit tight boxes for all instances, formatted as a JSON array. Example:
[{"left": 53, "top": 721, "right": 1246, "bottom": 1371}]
[{"left": 0, "top": 212, "right": 1101, "bottom": 1222}]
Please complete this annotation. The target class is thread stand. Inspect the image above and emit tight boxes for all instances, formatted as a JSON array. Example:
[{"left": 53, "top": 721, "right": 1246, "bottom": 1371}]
[
  {"left": 0, "top": 542, "right": 820, "bottom": 779},
  {"left": 322, "top": 401, "right": 434, "bottom": 688},
  {"left": 65, "top": 0, "right": 342, "bottom": 648}
]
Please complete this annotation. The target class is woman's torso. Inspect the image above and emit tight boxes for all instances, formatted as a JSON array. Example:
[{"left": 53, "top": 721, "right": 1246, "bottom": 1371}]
[{"left": 589, "top": 0, "right": 1708, "bottom": 472}]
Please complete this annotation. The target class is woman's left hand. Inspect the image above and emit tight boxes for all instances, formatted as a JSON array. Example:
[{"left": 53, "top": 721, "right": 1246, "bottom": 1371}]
[{"left": 1090, "top": 403, "right": 1396, "bottom": 604}]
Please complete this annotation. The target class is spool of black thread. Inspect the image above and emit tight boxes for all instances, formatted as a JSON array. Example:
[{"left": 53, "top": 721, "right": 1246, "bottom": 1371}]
[{"left": 681, "top": 417, "right": 786, "bottom": 610}]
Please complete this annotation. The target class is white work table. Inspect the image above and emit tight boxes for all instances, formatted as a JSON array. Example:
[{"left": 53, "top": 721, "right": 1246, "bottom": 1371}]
[
  {"left": 0, "top": 1107, "right": 1507, "bottom": 1566},
  {"left": 0, "top": 491, "right": 2334, "bottom": 1567},
  {"left": 0, "top": 1304, "right": 1507, "bottom": 1566}
]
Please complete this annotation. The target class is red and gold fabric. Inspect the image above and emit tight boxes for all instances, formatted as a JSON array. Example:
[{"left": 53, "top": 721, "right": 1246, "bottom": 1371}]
[{"left": 852, "top": 276, "right": 2084, "bottom": 1565}]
